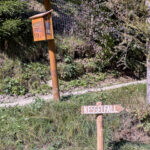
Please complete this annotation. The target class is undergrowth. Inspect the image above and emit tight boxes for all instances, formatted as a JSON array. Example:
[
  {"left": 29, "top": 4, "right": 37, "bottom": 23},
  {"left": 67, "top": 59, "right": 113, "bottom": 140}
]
[
  {"left": 0, "top": 55, "right": 51, "bottom": 95},
  {"left": 0, "top": 55, "right": 109, "bottom": 95}
]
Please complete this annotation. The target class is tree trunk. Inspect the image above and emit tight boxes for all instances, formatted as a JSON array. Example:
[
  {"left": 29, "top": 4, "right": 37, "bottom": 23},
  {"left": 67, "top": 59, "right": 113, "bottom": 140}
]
[
  {"left": 147, "top": 56, "right": 150, "bottom": 104},
  {"left": 146, "top": 0, "right": 150, "bottom": 104},
  {"left": 147, "top": 38, "right": 150, "bottom": 104}
]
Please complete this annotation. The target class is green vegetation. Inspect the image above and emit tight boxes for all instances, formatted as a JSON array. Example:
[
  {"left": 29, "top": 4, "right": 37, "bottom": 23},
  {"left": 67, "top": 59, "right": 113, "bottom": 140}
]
[
  {"left": 0, "top": 0, "right": 47, "bottom": 61},
  {"left": 74, "top": 0, "right": 147, "bottom": 77},
  {"left": 0, "top": 0, "right": 148, "bottom": 95},
  {"left": 1, "top": 0, "right": 147, "bottom": 75},
  {"left": 0, "top": 0, "right": 31, "bottom": 59},
  {"left": 59, "top": 72, "right": 107, "bottom": 91},
  {"left": 0, "top": 54, "right": 109, "bottom": 95},
  {"left": 58, "top": 56, "right": 85, "bottom": 81},
  {"left": 55, "top": 35, "right": 85, "bottom": 60},
  {"left": 0, "top": 54, "right": 113, "bottom": 95},
  {"left": 0, "top": 55, "right": 51, "bottom": 95},
  {"left": 0, "top": 84, "right": 150, "bottom": 149},
  {"left": 0, "top": 0, "right": 149, "bottom": 149},
  {"left": 110, "top": 141, "right": 150, "bottom": 150}
]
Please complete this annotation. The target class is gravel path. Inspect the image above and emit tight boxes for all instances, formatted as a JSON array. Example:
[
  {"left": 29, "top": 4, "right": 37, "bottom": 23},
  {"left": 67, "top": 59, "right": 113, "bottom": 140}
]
[{"left": 0, "top": 80, "right": 146, "bottom": 108}]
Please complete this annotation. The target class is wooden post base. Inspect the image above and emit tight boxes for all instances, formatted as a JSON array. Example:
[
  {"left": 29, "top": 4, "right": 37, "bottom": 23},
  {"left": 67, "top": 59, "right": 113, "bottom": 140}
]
[{"left": 97, "top": 102, "right": 103, "bottom": 150}]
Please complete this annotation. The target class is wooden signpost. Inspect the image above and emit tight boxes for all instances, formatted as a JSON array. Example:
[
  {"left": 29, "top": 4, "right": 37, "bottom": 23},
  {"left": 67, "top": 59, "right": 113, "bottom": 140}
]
[
  {"left": 81, "top": 102, "right": 124, "bottom": 150},
  {"left": 30, "top": 0, "right": 60, "bottom": 101}
]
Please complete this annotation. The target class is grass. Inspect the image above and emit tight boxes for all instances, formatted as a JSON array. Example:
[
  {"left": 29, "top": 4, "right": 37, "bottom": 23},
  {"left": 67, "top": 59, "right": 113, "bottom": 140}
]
[
  {"left": 0, "top": 55, "right": 115, "bottom": 95},
  {"left": 0, "top": 53, "right": 129, "bottom": 96},
  {"left": 0, "top": 56, "right": 51, "bottom": 95},
  {"left": 0, "top": 83, "right": 150, "bottom": 149},
  {"left": 59, "top": 72, "right": 107, "bottom": 91},
  {"left": 55, "top": 35, "right": 85, "bottom": 60}
]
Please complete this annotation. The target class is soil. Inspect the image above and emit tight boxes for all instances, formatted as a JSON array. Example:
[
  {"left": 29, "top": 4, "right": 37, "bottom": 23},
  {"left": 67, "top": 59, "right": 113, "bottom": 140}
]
[
  {"left": 61, "top": 74, "right": 139, "bottom": 93},
  {"left": 114, "top": 113, "right": 150, "bottom": 144}
]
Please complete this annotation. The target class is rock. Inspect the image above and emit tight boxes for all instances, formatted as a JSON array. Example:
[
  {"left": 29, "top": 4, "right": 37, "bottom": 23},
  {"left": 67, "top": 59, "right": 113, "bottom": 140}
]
[{"left": 47, "top": 80, "right": 52, "bottom": 87}]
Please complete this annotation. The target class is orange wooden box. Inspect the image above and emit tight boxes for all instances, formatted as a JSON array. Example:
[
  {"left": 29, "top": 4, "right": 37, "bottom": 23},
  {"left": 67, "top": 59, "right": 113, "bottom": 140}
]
[{"left": 30, "top": 10, "right": 54, "bottom": 42}]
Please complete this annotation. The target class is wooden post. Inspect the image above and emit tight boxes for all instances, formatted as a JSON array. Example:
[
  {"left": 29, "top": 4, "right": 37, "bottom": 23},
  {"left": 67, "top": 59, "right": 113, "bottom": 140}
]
[
  {"left": 44, "top": 0, "right": 60, "bottom": 101},
  {"left": 44, "top": 0, "right": 52, "bottom": 10},
  {"left": 96, "top": 102, "right": 103, "bottom": 150},
  {"left": 81, "top": 103, "right": 124, "bottom": 150}
]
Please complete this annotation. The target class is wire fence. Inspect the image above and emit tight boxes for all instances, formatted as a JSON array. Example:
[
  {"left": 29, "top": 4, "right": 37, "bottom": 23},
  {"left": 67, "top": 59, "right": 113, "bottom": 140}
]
[{"left": 51, "top": 0, "right": 79, "bottom": 35}]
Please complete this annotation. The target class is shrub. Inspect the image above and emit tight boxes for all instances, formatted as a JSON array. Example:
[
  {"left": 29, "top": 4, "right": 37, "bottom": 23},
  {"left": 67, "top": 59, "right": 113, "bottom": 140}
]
[
  {"left": 55, "top": 35, "right": 86, "bottom": 60},
  {"left": 3, "top": 77, "right": 28, "bottom": 95},
  {"left": 83, "top": 58, "right": 99, "bottom": 73},
  {"left": 0, "top": 0, "right": 47, "bottom": 61},
  {"left": 0, "top": 0, "right": 31, "bottom": 47},
  {"left": 0, "top": 55, "right": 51, "bottom": 95},
  {"left": 58, "top": 60, "right": 85, "bottom": 81},
  {"left": 74, "top": 0, "right": 147, "bottom": 77}
]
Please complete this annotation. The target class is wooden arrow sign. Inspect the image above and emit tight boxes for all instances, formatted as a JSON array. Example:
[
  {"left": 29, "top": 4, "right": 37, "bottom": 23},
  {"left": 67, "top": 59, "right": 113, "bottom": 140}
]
[
  {"left": 81, "top": 104, "right": 124, "bottom": 115},
  {"left": 81, "top": 102, "right": 124, "bottom": 150}
]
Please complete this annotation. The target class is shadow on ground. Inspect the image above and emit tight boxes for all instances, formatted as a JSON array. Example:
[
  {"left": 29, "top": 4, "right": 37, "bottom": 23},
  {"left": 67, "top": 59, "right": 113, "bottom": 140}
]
[
  {"left": 61, "top": 95, "right": 73, "bottom": 101},
  {"left": 109, "top": 139, "right": 150, "bottom": 150}
]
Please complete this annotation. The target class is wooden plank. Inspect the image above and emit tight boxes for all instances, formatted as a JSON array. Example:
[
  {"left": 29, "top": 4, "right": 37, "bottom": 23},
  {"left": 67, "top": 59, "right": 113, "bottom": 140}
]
[
  {"left": 32, "top": 18, "right": 46, "bottom": 41},
  {"left": 81, "top": 105, "right": 124, "bottom": 114},
  {"left": 29, "top": 10, "right": 53, "bottom": 19},
  {"left": 45, "top": 14, "right": 54, "bottom": 40}
]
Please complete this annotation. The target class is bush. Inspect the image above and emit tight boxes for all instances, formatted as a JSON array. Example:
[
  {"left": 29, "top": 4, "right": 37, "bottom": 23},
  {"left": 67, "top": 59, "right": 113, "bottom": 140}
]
[
  {"left": 55, "top": 35, "right": 86, "bottom": 60},
  {"left": 74, "top": 0, "right": 147, "bottom": 77},
  {"left": 0, "top": 0, "right": 31, "bottom": 46},
  {"left": 0, "top": 55, "right": 51, "bottom": 95},
  {"left": 3, "top": 77, "right": 28, "bottom": 95},
  {"left": 58, "top": 60, "right": 85, "bottom": 80},
  {"left": 83, "top": 58, "right": 99, "bottom": 73},
  {"left": 0, "top": 0, "right": 48, "bottom": 61}
]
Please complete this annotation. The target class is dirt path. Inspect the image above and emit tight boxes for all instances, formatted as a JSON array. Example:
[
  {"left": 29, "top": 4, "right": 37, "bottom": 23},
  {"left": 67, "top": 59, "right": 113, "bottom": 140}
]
[{"left": 0, "top": 80, "right": 146, "bottom": 108}]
